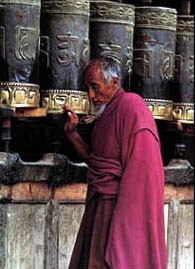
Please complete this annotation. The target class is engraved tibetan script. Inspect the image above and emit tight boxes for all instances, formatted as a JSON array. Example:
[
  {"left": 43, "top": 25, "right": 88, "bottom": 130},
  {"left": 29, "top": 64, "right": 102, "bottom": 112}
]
[
  {"left": 82, "top": 38, "right": 90, "bottom": 65},
  {"left": 126, "top": 47, "right": 133, "bottom": 74},
  {"left": 175, "top": 54, "right": 194, "bottom": 83},
  {"left": 189, "top": 55, "right": 194, "bottom": 83},
  {"left": 175, "top": 55, "right": 182, "bottom": 82},
  {"left": 98, "top": 43, "right": 121, "bottom": 64},
  {"left": 15, "top": 26, "right": 37, "bottom": 60},
  {"left": 133, "top": 49, "right": 153, "bottom": 78},
  {"left": 159, "top": 50, "right": 174, "bottom": 80},
  {"left": 40, "top": 36, "right": 50, "bottom": 68},
  {"left": 0, "top": 26, "right": 5, "bottom": 59},
  {"left": 57, "top": 32, "right": 79, "bottom": 67}
]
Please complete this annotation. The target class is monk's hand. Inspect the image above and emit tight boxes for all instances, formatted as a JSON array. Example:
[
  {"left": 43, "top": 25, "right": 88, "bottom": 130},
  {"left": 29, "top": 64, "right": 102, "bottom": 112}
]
[{"left": 63, "top": 105, "right": 79, "bottom": 139}]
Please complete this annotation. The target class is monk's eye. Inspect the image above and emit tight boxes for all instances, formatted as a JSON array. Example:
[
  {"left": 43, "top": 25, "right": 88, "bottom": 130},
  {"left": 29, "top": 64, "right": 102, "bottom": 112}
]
[{"left": 91, "top": 83, "right": 99, "bottom": 91}]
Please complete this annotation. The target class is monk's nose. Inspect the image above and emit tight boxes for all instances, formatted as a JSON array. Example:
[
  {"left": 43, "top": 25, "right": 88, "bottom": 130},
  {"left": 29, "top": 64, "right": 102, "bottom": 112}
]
[{"left": 88, "top": 88, "right": 95, "bottom": 99}]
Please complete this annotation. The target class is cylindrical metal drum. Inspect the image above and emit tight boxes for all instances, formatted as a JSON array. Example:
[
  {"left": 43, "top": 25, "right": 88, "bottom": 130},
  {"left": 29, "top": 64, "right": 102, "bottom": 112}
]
[
  {"left": 90, "top": 0, "right": 121, "bottom": 1},
  {"left": 131, "top": 7, "right": 177, "bottom": 120},
  {"left": 90, "top": 1, "right": 135, "bottom": 91},
  {"left": 0, "top": 0, "right": 41, "bottom": 108},
  {"left": 172, "top": 15, "right": 194, "bottom": 124},
  {"left": 40, "top": 0, "right": 90, "bottom": 114},
  {"left": 90, "top": 0, "right": 122, "bottom": 2}
]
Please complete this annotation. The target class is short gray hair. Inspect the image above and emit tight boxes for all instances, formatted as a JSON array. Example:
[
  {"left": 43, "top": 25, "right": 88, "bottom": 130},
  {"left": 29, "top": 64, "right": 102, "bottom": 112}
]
[{"left": 84, "top": 57, "right": 121, "bottom": 86}]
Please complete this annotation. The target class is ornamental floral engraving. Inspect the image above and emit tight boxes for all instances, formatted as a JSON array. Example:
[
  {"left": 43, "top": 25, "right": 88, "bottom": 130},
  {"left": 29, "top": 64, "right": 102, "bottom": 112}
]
[
  {"left": 135, "top": 9, "right": 177, "bottom": 31},
  {"left": 15, "top": 26, "right": 38, "bottom": 60},
  {"left": 0, "top": 82, "right": 40, "bottom": 108},
  {"left": 41, "top": 0, "right": 89, "bottom": 15},
  {"left": 0, "top": 0, "right": 40, "bottom": 6},
  {"left": 177, "top": 16, "right": 194, "bottom": 35},
  {"left": 145, "top": 99, "right": 173, "bottom": 120},
  {"left": 90, "top": 3, "right": 135, "bottom": 24},
  {"left": 41, "top": 90, "right": 89, "bottom": 114},
  {"left": 172, "top": 103, "right": 194, "bottom": 123}
]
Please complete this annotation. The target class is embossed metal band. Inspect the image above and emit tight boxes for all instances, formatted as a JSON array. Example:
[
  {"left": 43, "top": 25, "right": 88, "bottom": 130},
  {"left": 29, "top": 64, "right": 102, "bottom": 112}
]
[
  {"left": 0, "top": 0, "right": 40, "bottom": 6},
  {"left": 145, "top": 99, "right": 173, "bottom": 120},
  {"left": 41, "top": 0, "right": 89, "bottom": 16},
  {"left": 172, "top": 103, "right": 194, "bottom": 124},
  {"left": 135, "top": 7, "right": 177, "bottom": 31},
  {"left": 0, "top": 82, "right": 40, "bottom": 108},
  {"left": 41, "top": 90, "right": 89, "bottom": 114},
  {"left": 90, "top": 1, "right": 135, "bottom": 25},
  {"left": 177, "top": 15, "right": 194, "bottom": 36}
]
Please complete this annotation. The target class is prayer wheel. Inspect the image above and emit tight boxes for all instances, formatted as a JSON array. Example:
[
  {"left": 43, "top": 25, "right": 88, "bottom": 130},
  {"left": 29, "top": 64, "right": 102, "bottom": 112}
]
[
  {"left": 89, "top": 1, "right": 135, "bottom": 91},
  {"left": 40, "top": 0, "right": 90, "bottom": 114},
  {"left": 131, "top": 7, "right": 177, "bottom": 120},
  {"left": 0, "top": 0, "right": 41, "bottom": 108},
  {"left": 90, "top": 0, "right": 122, "bottom": 2},
  {"left": 172, "top": 15, "right": 194, "bottom": 124}
]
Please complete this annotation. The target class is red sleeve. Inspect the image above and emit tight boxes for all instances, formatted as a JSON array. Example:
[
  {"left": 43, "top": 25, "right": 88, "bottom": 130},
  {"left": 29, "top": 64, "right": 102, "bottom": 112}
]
[{"left": 105, "top": 129, "right": 167, "bottom": 269}]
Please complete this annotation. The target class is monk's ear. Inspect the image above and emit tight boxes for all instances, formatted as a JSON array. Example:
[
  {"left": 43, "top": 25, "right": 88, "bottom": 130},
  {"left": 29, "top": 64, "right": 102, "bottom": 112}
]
[{"left": 110, "top": 77, "right": 119, "bottom": 91}]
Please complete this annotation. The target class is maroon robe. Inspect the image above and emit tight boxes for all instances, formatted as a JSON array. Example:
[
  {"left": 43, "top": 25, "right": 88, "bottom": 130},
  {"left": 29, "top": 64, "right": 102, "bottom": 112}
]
[{"left": 69, "top": 89, "right": 167, "bottom": 269}]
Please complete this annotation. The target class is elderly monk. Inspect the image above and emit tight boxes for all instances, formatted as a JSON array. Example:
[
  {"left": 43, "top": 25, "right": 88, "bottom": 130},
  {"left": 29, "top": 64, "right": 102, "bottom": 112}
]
[{"left": 64, "top": 57, "right": 167, "bottom": 269}]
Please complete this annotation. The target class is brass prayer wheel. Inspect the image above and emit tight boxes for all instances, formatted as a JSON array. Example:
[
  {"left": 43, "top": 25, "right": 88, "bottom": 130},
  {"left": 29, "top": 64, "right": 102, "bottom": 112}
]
[
  {"left": 131, "top": 7, "right": 177, "bottom": 120},
  {"left": 0, "top": 0, "right": 41, "bottom": 108},
  {"left": 172, "top": 15, "right": 194, "bottom": 124},
  {"left": 40, "top": 0, "right": 90, "bottom": 114},
  {"left": 41, "top": 90, "right": 89, "bottom": 115},
  {"left": 0, "top": 82, "right": 40, "bottom": 108},
  {"left": 89, "top": 1, "right": 135, "bottom": 91}
]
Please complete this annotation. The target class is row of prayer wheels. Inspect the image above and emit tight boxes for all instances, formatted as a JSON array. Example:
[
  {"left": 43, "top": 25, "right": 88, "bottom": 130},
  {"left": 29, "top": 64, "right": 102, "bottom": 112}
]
[{"left": 0, "top": 0, "right": 194, "bottom": 124}]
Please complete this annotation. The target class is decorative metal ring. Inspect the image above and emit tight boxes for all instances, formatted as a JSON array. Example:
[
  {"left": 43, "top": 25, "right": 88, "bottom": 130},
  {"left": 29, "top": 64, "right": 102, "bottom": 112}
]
[
  {"left": 41, "top": 0, "right": 89, "bottom": 16},
  {"left": 0, "top": 82, "right": 40, "bottom": 108},
  {"left": 41, "top": 89, "right": 89, "bottom": 114},
  {"left": 172, "top": 102, "right": 194, "bottom": 124},
  {"left": 145, "top": 98, "right": 173, "bottom": 120},
  {"left": 90, "top": 1, "right": 135, "bottom": 26},
  {"left": 177, "top": 15, "right": 194, "bottom": 36},
  {"left": 0, "top": 0, "right": 40, "bottom": 6},
  {"left": 135, "top": 7, "right": 177, "bottom": 32}
]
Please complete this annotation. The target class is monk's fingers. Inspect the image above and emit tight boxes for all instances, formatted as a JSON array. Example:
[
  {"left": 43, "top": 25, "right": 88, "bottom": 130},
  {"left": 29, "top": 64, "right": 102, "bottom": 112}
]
[
  {"left": 69, "top": 110, "right": 78, "bottom": 120},
  {"left": 64, "top": 119, "right": 74, "bottom": 132},
  {"left": 67, "top": 111, "right": 79, "bottom": 123},
  {"left": 64, "top": 119, "right": 77, "bottom": 135},
  {"left": 63, "top": 107, "right": 79, "bottom": 136},
  {"left": 62, "top": 104, "right": 70, "bottom": 110},
  {"left": 65, "top": 113, "right": 79, "bottom": 134},
  {"left": 62, "top": 105, "right": 77, "bottom": 118}
]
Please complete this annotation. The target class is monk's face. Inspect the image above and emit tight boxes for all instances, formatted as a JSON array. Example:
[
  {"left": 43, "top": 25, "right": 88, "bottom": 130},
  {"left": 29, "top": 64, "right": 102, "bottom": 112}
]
[{"left": 84, "top": 60, "right": 119, "bottom": 106}]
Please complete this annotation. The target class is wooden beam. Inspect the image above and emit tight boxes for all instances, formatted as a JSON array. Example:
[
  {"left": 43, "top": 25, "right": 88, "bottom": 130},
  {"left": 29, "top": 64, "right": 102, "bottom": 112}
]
[
  {"left": 177, "top": 204, "right": 194, "bottom": 268},
  {"left": 167, "top": 200, "right": 180, "bottom": 269}
]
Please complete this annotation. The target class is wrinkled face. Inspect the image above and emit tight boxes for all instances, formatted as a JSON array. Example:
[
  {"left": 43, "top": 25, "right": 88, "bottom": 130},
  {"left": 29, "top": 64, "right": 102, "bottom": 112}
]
[{"left": 84, "top": 60, "right": 118, "bottom": 106}]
